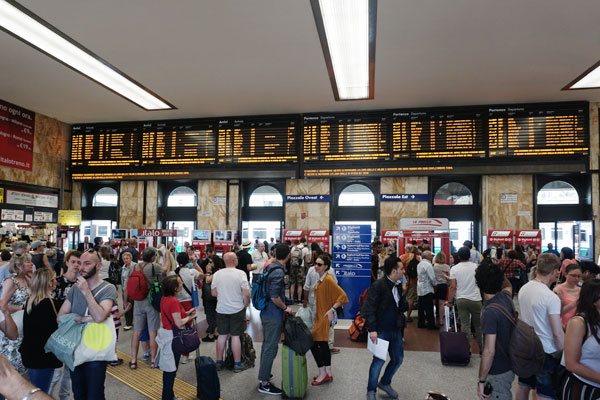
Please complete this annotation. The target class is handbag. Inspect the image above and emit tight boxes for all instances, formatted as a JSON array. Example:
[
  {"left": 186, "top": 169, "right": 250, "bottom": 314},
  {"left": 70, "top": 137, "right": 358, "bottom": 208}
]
[
  {"left": 162, "top": 310, "right": 200, "bottom": 355},
  {"left": 73, "top": 283, "right": 117, "bottom": 367},
  {"left": 45, "top": 313, "right": 86, "bottom": 371}
]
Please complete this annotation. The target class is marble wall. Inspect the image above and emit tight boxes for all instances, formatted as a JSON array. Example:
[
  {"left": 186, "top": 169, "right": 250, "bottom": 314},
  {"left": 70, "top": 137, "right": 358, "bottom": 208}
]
[
  {"left": 145, "top": 181, "right": 158, "bottom": 228},
  {"left": 589, "top": 103, "right": 599, "bottom": 262},
  {"left": 481, "top": 175, "right": 533, "bottom": 233},
  {"left": 119, "top": 181, "right": 145, "bottom": 229},
  {"left": 197, "top": 180, "right": 238, "bottom": 231},
  {"left": 380, "top": 176, "right": 428, "bottom": 230},
  {"left": 285, "top": 179, "right": 330, "bottom": 230},
  {"left": 0, "top": 111, "right": 70, "bottom": 197},
  {"left": 71, "top": 181, "right": 81, "bottom": 210}
]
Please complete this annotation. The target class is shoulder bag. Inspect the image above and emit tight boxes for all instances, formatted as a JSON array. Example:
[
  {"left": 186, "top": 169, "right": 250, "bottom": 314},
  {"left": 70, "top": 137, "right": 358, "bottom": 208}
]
[{"left": 162, "top": 309, "right": 200, "bottom": 355}]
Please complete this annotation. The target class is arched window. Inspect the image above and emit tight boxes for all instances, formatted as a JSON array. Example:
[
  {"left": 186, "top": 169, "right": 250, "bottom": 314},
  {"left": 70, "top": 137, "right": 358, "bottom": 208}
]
[
  {"left": 249, "top": 185, "right": 283, "bottom": 207},
  {"left": 92, "top": 187, "right": 118, "bottom": 207},
  {"left": 338, "top": 184, "right": 375, "bottom": 207},
  {"left": 433, "top": 182, "right": 473, "bottom": 205},
  {"left": 167, "top": 186, "right": 197, "bottom": 207},
  {"left": 537, "top": 181, "right": 579, "bottom": 205}
]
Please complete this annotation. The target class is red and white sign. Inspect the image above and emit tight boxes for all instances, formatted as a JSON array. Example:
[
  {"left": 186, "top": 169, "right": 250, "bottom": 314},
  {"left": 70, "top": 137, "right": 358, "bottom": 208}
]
[
  {"left": 307, "top": 229, "right": 330, "bottom": 253},
  {"left": 6, "top": 190, "right": 58, "bottom": 208},
  {"left": 0, "top": 99, "right": 35, "bottom": 171},
  {"left": 487, "top": 230, "right": 514, "bottom": 245},
  {"left": 381, "top": 230, "right": 399, "bottom": 244},
  {"left": 1, "top": 209, "right": 24, "bottom": 221},
  {"left": 515, "top": 230, "right": 542, "bottom": 248},
  {"left": 283, "top": 229, "right": 305, "bottom": 242},
  {"left": 399, "top": 218, "right": 449, "bottom": 231},
  {"left": 137, "top": 229, "right": 177, "bottom": 237},
  {"left": 33, "top": 211, "right": 53, "bottom": 222}
]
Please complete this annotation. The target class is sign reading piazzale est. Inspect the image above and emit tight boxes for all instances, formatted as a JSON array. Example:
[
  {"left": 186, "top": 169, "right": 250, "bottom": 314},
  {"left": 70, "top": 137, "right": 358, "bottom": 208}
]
[{"left": 0, "top": 99, "right": 35, "bottom": 171}]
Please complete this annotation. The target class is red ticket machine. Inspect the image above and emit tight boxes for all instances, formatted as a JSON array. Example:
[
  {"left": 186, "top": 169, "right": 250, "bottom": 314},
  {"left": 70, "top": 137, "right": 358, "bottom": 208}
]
[
  {"left": 487, "top": 230, "right": 514, "bottom": 249},
  {"left": 307, "top": 229, "right": 330, "bottom": 253},
  {"left": 398, "top": 231, "right": 450, "bottom": 257},
  {"left": 213, "top": 230, "right": 235, "bottom": 257},
  {"left": 192, "top": 229, "right": 212, "bottom": 259},
  {"left": 282, "top": 229, "right": 305, "bottom": 244},
  {"left": 515, "top": 230, "right": 542, "bottom": 251}
]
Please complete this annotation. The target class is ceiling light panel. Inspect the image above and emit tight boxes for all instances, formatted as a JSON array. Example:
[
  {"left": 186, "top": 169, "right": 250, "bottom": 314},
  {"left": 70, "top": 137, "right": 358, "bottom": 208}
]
[
  {"left": 0, "top": 0, "right": 175, "bottom": 110},
  {"left": 563, "top": 59, "right": 600, "bottom": 90},
  {"left": 311, "top": 0, "right": 376, "bottom": 101}
]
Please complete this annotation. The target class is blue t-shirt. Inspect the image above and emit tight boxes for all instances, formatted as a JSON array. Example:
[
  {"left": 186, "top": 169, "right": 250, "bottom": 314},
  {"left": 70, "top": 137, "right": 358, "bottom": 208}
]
[{"left": 260, "top": 261, "right": 286, "bottom": 321}]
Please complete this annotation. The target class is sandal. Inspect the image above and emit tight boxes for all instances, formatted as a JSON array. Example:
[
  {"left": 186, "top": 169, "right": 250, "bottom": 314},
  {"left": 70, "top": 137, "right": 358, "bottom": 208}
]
[{"left": 128, "top": 361, "right": 137, "bottom": 370}]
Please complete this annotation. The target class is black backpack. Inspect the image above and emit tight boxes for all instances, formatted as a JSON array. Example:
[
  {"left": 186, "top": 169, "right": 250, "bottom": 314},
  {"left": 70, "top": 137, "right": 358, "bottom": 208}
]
[
  {"left": 223, "top": 333, "right": 256, "bottom": 370},
  {"left": 406, "top": 258, "right": 419, "bottom": 279}
]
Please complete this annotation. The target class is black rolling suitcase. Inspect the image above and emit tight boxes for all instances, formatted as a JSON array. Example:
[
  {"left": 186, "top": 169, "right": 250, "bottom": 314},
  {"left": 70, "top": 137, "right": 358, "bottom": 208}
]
[
  {"left": 195, "top": 348, "right": 221, "bottom": 400},
  {"left": 439, "top": 305, "right": 470, "bottom": 366}
]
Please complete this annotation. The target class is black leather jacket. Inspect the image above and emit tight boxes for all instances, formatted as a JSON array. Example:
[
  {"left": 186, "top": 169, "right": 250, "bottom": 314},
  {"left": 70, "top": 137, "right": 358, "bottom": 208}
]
[{"left": 362, "top": 276, "right": 408, "bottom": 333}]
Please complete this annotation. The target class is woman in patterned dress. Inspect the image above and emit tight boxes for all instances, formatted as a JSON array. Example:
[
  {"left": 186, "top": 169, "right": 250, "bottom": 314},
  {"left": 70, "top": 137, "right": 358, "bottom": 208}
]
[{"left": 0, "top": 253, "right": 32, "bottom": 375}]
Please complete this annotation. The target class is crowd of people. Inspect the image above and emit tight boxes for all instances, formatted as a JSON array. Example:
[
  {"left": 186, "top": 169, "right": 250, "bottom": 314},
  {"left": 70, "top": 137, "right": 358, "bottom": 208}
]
[{"left": 0, "top": 234, "right": 599, "bottom": 400}]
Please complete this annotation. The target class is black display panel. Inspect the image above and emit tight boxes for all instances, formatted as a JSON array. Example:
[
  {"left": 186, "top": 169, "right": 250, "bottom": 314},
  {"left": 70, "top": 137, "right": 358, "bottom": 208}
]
[
  {"left": 141, "top": 120, "right": 216, "bottom": 166},
  {"left": 391, "top": 109, "right": 486, "bottom": 159},
  {"left": 217, "top": 116, "right": 298, "bottom": 164},
  {"left": 487, "top": 103, "right": 588, "bottom": 157},
  {"left": 303, "top": 113, "right": 390, "bottom": 161},
  {"left": 71, "top": 123, "right": 142, "bottom": 168}
]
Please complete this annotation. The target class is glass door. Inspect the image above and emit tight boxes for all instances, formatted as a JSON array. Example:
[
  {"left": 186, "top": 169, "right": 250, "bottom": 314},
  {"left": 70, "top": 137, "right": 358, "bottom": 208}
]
[{"left": 167, "top": 221, "right": 195, "bottom": 252}]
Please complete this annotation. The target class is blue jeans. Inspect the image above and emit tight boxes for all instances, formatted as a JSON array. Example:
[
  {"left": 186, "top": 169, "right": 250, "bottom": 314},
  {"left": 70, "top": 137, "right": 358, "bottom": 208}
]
[
  {"left": 258, "top": 318, "right": 283, "bottom": 382},
  {"left": 162, "top": 342, "right": 181, "bottom": 400},
  {"left": 28, "top": 368, "right": 56, "bottom": 394},
  {"left": 367, "top": 330, "right": 404, "bottom": 392},
  {"left": 518, "top": 353, "right": 557, "bottom": 398},
  {"left": 70, "top": 361, "right": 108, "bottom": 400}
]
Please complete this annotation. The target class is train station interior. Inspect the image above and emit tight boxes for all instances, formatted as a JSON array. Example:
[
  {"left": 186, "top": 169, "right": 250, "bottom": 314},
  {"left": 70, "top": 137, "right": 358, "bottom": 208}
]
[{"left": 1, "top": 1, "right": 600, "bottom": 399}]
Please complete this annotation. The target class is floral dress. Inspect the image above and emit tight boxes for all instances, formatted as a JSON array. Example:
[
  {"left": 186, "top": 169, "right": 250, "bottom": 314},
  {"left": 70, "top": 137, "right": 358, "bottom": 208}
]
[{"left": 0, "top": 274, "right": 30, "bottom": 374}]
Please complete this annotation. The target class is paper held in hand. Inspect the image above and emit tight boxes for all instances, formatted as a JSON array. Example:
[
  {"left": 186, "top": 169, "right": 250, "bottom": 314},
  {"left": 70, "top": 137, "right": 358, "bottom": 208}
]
[{"left": 367, "top": 337, "right": 389, "bottom": 361}]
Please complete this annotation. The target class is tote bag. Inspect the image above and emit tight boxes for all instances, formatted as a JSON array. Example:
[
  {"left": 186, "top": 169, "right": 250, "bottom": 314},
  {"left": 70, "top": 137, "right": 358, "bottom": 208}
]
[
  {"left": 73, "top": 283, "right": 117, "bottom": 367},
  {"left": 45, "top": 313, "right": 86, "bottom": 371}
]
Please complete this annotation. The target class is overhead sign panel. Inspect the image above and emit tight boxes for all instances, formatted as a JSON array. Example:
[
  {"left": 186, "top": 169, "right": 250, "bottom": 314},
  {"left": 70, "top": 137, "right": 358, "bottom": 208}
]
[{"left": 399, "top": 218, "right": 449, "bottom": 231}]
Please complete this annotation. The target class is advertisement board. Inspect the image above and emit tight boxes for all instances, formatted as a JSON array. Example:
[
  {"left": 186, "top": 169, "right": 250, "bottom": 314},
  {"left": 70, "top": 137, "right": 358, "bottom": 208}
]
[
  {"left": 487, "top": 230, "right": 514, "bottom": 245},
  {"left": 6, "top": 190, "right": 58, "bottom": 208},
  {"left": 58, "top": 210, "right": 82, "bottom": 226},
  {"left": 515, "top": 230, "right": 542, "bottom": 248},
  {"left": 0, "top": 99, "right": 35, "bottom": 171},
  {"left": 282, "top": 229, "right": 305, "bottom": 243},
  {"left": 399, "top": 218, "right": 449, "bottom": 231}
]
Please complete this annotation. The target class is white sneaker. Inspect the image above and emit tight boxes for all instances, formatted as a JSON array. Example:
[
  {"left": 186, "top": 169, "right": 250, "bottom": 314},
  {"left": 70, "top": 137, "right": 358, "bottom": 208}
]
[{"left": 180, "top": 356, "right": 189, "bottom": 364}]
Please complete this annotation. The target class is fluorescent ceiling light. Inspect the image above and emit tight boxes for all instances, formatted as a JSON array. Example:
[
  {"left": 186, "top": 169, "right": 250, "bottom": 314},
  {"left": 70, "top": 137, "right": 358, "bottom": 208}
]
[
  {"left": 0, "top": 0, "right": 175, "bottom": 110},
  {"left": 563, "top": 59, "right": 600, "bottom": 91},
  {"left": 311, "top": 0, "right": 376, "bottom": 101}
]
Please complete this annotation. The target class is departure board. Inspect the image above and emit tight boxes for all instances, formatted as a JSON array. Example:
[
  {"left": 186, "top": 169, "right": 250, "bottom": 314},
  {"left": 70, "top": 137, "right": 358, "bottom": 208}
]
[
  {"left": 392, "top": 109, "right": 485, "bottom": 159},
  {"left": 217, "top": 116, "right": 298, "bottom": 163},
  {"left": 141, "top": 120, "right": 216, "bottom": 166},
  {"left": 303, "top": 113, "right": 390, "bottom": 161},
  {"left": 487, "top": 103, "right": 588, "bottom": 157},
  {"left": 71, "top": 123, "right": 141, "bottom": 167}
]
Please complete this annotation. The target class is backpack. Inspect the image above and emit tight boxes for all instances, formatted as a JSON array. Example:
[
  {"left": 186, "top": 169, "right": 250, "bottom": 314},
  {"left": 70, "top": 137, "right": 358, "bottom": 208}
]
[
  {"left": 290, "top": 246, "right": 303, "bottom": 269},
  {"left": 359, "top": 288, "right": 369, "bottom": 309},
  {"left": 223, "top": 333, "right": 256, "bottom": 370},
  {"left": 251, "top": 265, "right": 284, "bottom": 310},
  {"left": 348, "top": 311, "right": 368, "bottom": 342},
  {"left": 126, "top": 263, "right": 150, "bottom": 301},
  {"left": 406, "top": 258, "right": 418, "bottom": 279},
  {"left": 149, "top": 266, "right": 163, "bottom": 311},
  {"left": 283, "top": 315, "right": 314, "bottom": 355},
  {"left": 487, "top": 294, "right": 545, "bottom": 378}
]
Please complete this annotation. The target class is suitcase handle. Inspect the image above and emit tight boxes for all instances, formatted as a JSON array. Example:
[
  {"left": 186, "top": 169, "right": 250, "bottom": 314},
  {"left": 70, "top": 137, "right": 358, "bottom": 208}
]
[{"left": 444, "top": 304, "right": 457, "bottom": 332}]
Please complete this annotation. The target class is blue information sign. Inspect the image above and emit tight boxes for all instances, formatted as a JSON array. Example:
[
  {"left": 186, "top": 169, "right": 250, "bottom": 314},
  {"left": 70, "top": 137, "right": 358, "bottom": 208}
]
[
  {"left": 333, "top": 224, "right": 372, "bottom": 318},
  {"left": 286, "top": 195, "right": 331, "bottom": 202},
  {"left": 380, "top": 194, "right": 430, "bottom": 202}
]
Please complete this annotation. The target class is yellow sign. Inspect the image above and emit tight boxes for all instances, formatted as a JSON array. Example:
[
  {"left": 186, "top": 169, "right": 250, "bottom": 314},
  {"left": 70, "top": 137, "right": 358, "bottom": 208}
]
[
  {"left": 58, "top": 210, "right": 82, "bottom": 226},
  {"left": 0, "top": 188, "right": 3, "bottom": 203}
]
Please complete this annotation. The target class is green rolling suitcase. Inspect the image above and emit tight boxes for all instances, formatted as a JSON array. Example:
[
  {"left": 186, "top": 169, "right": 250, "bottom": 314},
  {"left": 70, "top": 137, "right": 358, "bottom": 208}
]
[{"left": 281, "top": 344, "right": 308, "bottom": 399}]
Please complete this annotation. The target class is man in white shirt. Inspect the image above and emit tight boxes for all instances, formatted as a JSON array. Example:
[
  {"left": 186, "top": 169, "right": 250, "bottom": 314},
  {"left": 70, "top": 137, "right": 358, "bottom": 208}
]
[
  {"left": 251, "top": 242, "right": 269, "bottom": 275},
  {"left": 211, "top": 252, "right": 251, "bottom": 373},
  {"left": 516, "top": 253, "right": 563, "bottom": 400},
  {"left": 417, "top": 251, "right": 437, "bottom": 329},
  {"left": 447, "top": 246, "right": 483, "bottom": 353}
]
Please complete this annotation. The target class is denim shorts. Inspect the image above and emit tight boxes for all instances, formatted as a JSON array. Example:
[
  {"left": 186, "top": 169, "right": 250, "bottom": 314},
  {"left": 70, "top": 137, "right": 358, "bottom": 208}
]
[{"left": 518, "top": 353, "right": 556, "bottom": 398}]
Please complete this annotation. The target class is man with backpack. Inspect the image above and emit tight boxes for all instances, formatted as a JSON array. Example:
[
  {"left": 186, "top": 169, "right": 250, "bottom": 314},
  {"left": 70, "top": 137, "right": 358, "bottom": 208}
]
[
  {"left": 516, "top": 253, "right": 564, "bottom": 400},
  {"left": 211, "top": 252, "right": 250, "bottom": 373},
  {"left": 475, "top": 259, "right": 515, "bottom": 400},
  {"left": 127, "top": 247, "right": 164, "bottom": 369},
  {"left": 257, "top": 243, "right": 292, "bottom": 395},
  {"left": 289, "top": 239, "right": 308, "bottom": 303}
]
